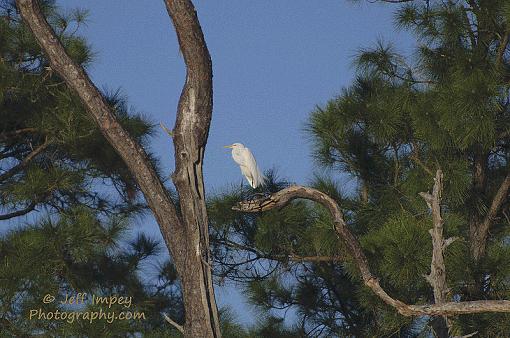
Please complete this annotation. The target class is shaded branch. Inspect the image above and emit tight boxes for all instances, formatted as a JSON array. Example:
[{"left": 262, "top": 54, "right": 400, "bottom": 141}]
[
  {"left": 472, "top": 172, "right": 510, "bottom": 260},
  {"left": 0, "top": 201, "right": 37, "bottom": 220},
  {"left": 0, "top": 128, "right": 38, "bottom": 140},
  {"left": 410, "top": 141, "right": 434, "bottom": 176},
  {"left": 217, "top": 237, "right": 346, "bottom": 263},
  {"left": 233, "top": 185, "right": 510, "bottom": 316},
  {"left": 496, "top": 30, "right": 509, "bottom": 68},
  {"left": 0, "top": 138, "right": 50, "bottom": 182}
]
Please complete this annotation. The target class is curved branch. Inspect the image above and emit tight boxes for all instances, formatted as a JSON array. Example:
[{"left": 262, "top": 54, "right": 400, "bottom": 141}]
[
  {"left": 233, "top": 185, "right": 510, "bottom": 316},
  {"left": 472, "top": 172, "right": 510, "bottom": 260},
  {"left": 0, "top": 138, "right": 50, "bottom": 182},
  {"left": 163, "top": 313, "right": 185, "bottom": 334},
  {"left": 0, "top": 201, "right": 37, "bottom": 220}
]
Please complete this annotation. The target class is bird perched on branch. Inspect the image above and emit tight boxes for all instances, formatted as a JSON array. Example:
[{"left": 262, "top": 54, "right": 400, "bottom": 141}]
[{"left": 224, "top": 143, "right": 266, "bottom": 188}]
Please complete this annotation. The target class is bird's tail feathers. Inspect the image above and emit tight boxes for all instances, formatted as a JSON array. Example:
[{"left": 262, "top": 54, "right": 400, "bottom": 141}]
[{"left": 255, "top": 169, "right": 267, "bottom": 188}]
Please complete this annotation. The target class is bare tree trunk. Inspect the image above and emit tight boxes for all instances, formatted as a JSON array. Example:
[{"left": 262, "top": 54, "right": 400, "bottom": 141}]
[
  {"left": 15, "top": 0, "right": 220, "bottom": 336},
  {"left": 163, "top": 0, "right": 221, "bottom": 336},
  {"left": 420, "top": 170, "right": 454, "bottom": 338}
]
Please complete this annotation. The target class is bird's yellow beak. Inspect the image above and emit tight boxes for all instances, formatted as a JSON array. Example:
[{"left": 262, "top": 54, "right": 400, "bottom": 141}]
[{"left": 223, "top": 145, "right": 233, "bottom": 148}]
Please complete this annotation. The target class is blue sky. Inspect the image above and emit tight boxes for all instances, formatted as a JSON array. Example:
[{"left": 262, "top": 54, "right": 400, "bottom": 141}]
[{"left": 58, "top": 0, "right": 414, "bottom": 327}]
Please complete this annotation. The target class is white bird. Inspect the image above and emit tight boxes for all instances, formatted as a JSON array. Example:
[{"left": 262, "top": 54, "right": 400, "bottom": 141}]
[{"left": 224, "top": 143, "right": 266, "bottom": 188}]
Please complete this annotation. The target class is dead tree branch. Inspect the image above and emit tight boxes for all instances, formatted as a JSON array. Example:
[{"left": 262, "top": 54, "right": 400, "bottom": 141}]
[
  {"left": 233, "top": 184, "right": 510, "bottom": 316},
  {"left": 419, "top": 169, "right": 452, "bottom": 337}
]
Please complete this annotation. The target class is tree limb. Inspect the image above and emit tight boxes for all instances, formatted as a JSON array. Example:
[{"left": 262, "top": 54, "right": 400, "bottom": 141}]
[
  {"left": 233, "top": 185, "right": 510, "bottom": 316},
  {"left": 0, "top": 137, "right": 50, "bottom": 182},
  {"left": 163, "top": 313, "right": 185, "bottom": 334},
  {"left": 0, "top": 201, "right": 37, "bottom": 220},
  {"left": 419, "top": 170, "right": 449, "bottom": 304},
  {"left": 217, "top": 237, "right": 346, "bottom": 263},
  {"left": 16, "top": 1, "right": 221, "bottom": 336},
  {"left": 15, "top": 0, "right": 183, "bottom": 248},
  {"left": 0, "top": 128, "right": 38, "bottom": 140},
  {"left": 496, "top": 30, "right": 509, "bottom": 68},
  {"left": 472, "top": 172, "right": 510, "bottom": 260},
  {"left": 410, "top": 141, "right": 434, "bottom": 177}
]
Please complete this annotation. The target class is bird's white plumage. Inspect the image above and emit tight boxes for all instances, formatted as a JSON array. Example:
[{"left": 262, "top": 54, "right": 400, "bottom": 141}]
[{"left": 226, "top": 143, "right": 265, "bottom": 188}]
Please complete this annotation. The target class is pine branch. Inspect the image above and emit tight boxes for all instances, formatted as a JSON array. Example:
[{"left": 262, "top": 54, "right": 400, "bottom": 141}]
[
  {"left": 0, "top": 201, "right": 37, "bottom": 220},
  {"left": 0, "top": 128, "right": 38, "bottom": 140},
  {"left": 233, "top": 185, "right": 510, "bottom": 316},
  {"left": 0, "top": 137, "right": 50, "bottom": 182},
  {"left": 496, "top": 30, "right": 509, "bottom": 68},
  {"left": 218, "top": 237, "right": 346, "bottom": 263},
  {"left": 472, "top": 172, "right": 510, "bottom": 260},
  {"left": 410, "top": 141, "right": 434, "bottom": 176}
]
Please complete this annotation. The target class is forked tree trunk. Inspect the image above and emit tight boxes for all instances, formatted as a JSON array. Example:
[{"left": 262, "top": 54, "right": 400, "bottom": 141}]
[
  {"left": 163, "top": 0, "right": 221, "bottom": 335},
  {"left": 16, "top": 0, "right": 220, "bottom": 336}
]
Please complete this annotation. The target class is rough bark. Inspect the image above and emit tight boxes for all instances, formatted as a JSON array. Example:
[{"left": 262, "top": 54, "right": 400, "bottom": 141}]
[
  {"left": 16, "top": 0, "right": 220, "bottom": 336},
  {"left": 419, "top": 170, "right": 453, "bottom": 338},
  {"left": 163, "top": 0, "right": 221, "bottom": 336},
  {"left": 234, "top": 185, "right": 510, "bottom": 316}
]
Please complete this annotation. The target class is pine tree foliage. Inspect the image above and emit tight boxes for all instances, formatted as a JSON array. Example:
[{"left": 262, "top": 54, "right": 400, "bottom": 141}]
[
  {"left": 0, "top": 0, "right": 162, "bottom": 220},
  {"left": 0, "top": 207, "right": 183, "bottom": 336},
  {"left": 0, "top": 1, "right": 184, "bottom": 336},
  {"left": 306, "top": 0, "right": 510, "bottom": 336},
  {"left": 209, "top": 172, "right": 389, "bottom": 336},
  {"left": 209, "top": 0, "right": 510, "bottom": 336}
]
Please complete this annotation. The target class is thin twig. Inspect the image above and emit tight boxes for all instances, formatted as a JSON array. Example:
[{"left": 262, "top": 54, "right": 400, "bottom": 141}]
[{"left": 163, "top": 313, "right": 184, "bottom": 334}]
